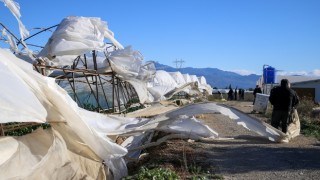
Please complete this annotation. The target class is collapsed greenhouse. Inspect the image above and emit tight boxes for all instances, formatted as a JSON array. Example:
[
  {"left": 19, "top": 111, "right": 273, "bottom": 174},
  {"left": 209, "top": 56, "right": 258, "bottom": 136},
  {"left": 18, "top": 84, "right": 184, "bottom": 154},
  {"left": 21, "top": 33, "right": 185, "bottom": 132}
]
[
  {"left": 0, "top": 1, "right": 216, "bottom": 179},
  {"left": 0, "top": 1, "right": 296, "bottom": 179}
]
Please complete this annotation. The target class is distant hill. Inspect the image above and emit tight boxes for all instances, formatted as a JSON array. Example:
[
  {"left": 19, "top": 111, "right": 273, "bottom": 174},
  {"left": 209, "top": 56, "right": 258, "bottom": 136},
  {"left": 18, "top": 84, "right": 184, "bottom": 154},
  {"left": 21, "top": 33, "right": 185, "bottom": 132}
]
[{"left": 154, "top": 62, "right": 260, "bottom": 89}]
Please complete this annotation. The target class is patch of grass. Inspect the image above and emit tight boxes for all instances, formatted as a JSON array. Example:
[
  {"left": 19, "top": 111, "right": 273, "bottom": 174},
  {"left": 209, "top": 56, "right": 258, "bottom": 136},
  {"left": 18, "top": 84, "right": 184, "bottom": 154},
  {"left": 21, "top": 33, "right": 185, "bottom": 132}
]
[
  {"left": 122, "top": 166, "right": 180, "bottom": 180},
  {"left": 208, "top": 95, "right": 226, "bottom": 102},
  {"left": 297, "top": 98, "right": 320, "bottom": 139},
  {"left": 191, "top": 174, "right": 224, "bottom": 180},
  {"left": 300, "top": 116, "right": 320, "bottom": 139},
  {"left": 188, "top": 164, "right": 224, "bottom": 180},
  {"left": 297, "top": 97, "right": 317, "bottom": 117}
]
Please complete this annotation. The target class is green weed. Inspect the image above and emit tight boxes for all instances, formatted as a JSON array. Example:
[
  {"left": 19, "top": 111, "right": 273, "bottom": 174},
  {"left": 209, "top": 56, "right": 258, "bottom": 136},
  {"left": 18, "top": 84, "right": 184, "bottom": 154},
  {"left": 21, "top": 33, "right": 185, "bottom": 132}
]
[{"left": 122, "top": 166, "right": 179, "bottom": 180}]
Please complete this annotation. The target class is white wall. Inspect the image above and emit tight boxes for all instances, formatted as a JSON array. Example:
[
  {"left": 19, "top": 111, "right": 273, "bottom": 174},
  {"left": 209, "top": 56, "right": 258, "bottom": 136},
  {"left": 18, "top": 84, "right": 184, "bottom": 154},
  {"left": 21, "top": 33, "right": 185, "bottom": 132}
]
[{"left": 291, "top": 81, "right": 320, "bottom": 103}]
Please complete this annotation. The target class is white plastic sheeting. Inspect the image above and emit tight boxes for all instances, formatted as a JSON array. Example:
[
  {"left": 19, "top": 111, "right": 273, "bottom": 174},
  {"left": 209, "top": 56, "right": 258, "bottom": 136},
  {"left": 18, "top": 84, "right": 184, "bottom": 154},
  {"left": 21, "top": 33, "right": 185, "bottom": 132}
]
[
  {"left": 2, "top": 0, "right": 212, "bottom": 104},
  {"left": 0, "top": 48, "right": 129, "bottom": 179},
  {"left": 0, "top": 128, "right": 108, "bottom": 179},
  {"left": 169, "top": 71, "right": 186, "bottom": 86},
  {"left": 183, "top": 73, "right": 192, "bottom": 83},
  {"left": 198, "top": 76, "right": 207, "bottom": 85},
  {"left": 1, "top": 0, "right": 33, "bottom": 59},
  {"left": 108, "top": 46, "right": 143, "bottom": 79},
  {"left": 147, "top": 70, "right": 179, "bottom": 101},
  {"left": 160, "top": 103, "right": 286, "bottom": 142},
  {"left": 197, "top": 76, "right": 213, "bottom": 95},
  {"left": 152, "top": 70, "right": 178, "bottom": 87},
  {"left": 223, "top": 105, "right": 288, "bottom": 142},
  {"left": 2, "top": 0, "right": 29, "bottom": 39},
  {"left": 190, "top": 75, "right": 200, "bottom": 85},
  {"left": 0, "top": 49, "right": 47, "bottom": 123},
  {"left": 0, "top": 48, "right": 217, "bottom": 179},
  {"left": 38, "top": 16, "right": 123, "bottom": 66}
]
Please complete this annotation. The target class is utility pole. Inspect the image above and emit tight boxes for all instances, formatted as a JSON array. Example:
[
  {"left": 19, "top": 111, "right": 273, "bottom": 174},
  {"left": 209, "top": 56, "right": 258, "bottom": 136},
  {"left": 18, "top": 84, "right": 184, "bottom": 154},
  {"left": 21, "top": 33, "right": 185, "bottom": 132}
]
[{"left": 173, "top": 58, "right": 185, "bottom": 70}]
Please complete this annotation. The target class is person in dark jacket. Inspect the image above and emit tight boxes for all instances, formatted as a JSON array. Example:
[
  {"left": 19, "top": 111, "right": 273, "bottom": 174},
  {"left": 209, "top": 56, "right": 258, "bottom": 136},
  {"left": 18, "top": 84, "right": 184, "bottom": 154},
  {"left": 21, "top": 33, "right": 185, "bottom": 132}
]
[
  {"left": 253, "top": 85, "right": 262, "bottom": 104},
  {"left": 228, "top": 87, "right": 234, "bottom": 100},
  {"left": 269, "top": 79, "right": 299, "bottom": 133}
]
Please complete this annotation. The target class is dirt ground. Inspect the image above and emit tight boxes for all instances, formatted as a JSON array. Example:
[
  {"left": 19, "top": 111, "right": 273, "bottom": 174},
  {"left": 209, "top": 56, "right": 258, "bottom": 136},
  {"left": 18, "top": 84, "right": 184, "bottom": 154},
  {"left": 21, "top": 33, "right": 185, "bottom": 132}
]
[{"left": 127, "top": 101, "right": 320, "bottom": 180}]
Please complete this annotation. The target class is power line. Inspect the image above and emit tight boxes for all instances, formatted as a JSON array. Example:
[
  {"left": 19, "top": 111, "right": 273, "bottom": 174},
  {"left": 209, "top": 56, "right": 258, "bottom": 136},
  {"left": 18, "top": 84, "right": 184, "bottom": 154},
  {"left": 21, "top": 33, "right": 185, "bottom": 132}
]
[{"left": 173, "top": 58, "right": 185, "bottom": 69}]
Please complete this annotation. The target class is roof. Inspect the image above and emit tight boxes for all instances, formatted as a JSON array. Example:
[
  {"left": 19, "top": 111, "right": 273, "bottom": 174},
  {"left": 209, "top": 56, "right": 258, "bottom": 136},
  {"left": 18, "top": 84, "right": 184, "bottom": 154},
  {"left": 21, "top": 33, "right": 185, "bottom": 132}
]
[
  {"left": 276, "top": 75, "right": 320, "bottom": 84},
  {"left": 291, "top": 78, "right": 320, "bottom": 85}
]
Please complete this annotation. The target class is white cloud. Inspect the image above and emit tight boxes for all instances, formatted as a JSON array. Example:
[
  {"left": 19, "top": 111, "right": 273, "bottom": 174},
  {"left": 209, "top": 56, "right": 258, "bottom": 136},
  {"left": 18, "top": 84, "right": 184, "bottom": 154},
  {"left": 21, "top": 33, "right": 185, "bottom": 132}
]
[
  {"left": 229, "top": 69, "right": 320, "bottom": 77},
  {"left": 277, "top": 69, "right": 320, "bottom": 77},
  {"left": 311, "top": 69, "right": 320, "bottom": 76},
  {"left": 230, "top": 69, "right": 257, "bottom": 76},
  {"left": 277, "top": 71, "right": 308, "bottom": 76}
]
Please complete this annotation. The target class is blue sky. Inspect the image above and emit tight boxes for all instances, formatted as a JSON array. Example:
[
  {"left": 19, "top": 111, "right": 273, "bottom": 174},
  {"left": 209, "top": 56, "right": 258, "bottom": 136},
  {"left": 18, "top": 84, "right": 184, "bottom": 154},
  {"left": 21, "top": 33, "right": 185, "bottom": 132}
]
[{"left": 1, "top": 0, "right": 320, "bottom": 76}]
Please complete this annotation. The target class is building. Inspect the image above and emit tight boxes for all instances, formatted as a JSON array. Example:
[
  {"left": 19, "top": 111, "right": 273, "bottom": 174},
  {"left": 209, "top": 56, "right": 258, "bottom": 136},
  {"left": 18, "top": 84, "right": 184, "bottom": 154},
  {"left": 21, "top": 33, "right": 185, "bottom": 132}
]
[
  {"left": 256, "top": 75, "right": 320, "bottom": 102},
  {"left": 291, "top": 79, "right": 320, "bottom": 103}
]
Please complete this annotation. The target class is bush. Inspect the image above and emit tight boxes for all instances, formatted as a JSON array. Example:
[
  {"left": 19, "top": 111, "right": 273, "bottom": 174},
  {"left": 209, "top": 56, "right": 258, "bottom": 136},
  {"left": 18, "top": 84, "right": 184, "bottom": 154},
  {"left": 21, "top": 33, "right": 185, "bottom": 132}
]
[
  {"left": 122, "top": 166, "right": 180, "bottom": 180},
  {"left": 296, "top": 97, "right": 320, "bottom": 139},
  {"left": 297, "top": 97, "right": 316, "bottom": 117},
  {"left": 300, "top": 116, "right": 320, "bottom": 139}
]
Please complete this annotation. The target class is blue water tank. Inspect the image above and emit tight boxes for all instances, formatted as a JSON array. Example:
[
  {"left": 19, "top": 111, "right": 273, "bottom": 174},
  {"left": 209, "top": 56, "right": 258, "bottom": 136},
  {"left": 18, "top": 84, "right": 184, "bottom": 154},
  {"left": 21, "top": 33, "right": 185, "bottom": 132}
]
[{"left": 263, "top": 66, "right": 276, "bottom": 84}]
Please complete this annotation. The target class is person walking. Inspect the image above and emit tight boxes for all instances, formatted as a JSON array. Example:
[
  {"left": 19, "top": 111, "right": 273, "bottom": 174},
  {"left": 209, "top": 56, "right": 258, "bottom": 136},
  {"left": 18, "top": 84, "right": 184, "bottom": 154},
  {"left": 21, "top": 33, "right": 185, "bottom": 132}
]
[
  {"left": 253, "top": 85, "right": 262, "bottom": 105},
  {"left": 227, "top": 88, "right": 234, "bottom": 100},
  {"left": 269, "top": 79, "right": 299, "bottom": 134}
]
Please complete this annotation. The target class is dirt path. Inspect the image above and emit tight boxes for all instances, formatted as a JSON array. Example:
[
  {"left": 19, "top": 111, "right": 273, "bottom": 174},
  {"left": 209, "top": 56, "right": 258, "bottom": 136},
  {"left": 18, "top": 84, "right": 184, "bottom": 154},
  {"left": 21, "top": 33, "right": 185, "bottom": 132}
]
[{"left": 196, "top": 101, "right": 320, "bottom": 180}]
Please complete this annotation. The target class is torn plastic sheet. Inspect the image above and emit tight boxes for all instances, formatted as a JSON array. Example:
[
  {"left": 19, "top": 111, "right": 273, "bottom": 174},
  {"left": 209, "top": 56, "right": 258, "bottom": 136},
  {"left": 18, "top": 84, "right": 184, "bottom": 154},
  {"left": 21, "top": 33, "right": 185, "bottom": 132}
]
[
  {"left": 0, "top": 48, "right": 216, "bottom": 179},
  {"left": 169, "top": 71, "right": 186, "bottom": 86},
  {"left": 0, "top": 48, "right": 128, "bottom": 179},
  {"left": 219, "top": 104, "right": 287, "bottom": 142},
  {"left": 38, "top": 16, "right": 123, "bottom": 62},
  {"left": 183, "top": 73, "right": 192, "bottom": 83},
  {"left": 198, "top": 76, "right": 207, "bottom": 85},
  {"left": 127, "top": 78, "right": 154, "bottom": 104},
  {"left": 163, "top": 82, "right": 199, "bottom": 99},
  {"left": 108, "top": 46, "right": 143, "bottom": 79},
  {"left": 2, "top": 0, "right": 33, "bottom": 60},
  {"left": 1, "top": 29, "right": 19, "bottom": 53},
  {"left": 156, "top": 103, "right": 286, "bottom": 142},
  {"left": 0, "top": 128, "right": 107, "bottom": 179},
  {"left": 0, "top": 49, "right": 47, "bottom": 123},
  {"left": 0, "top": 46, "right": 292, "bottom": 179},
  {"left": 148, "top": 86, "right": 176, "bottom": 102},
  {"left": 190, "top": 75, "right": 200, "bottom": 85},
  {"left": 2, "top": 0, "right": 29, "bottom": 40},
  {"left": 157, "top": 115, "right": 219, "bottom": 138},
  {"left": 152, "top": 70, "right": 178, "bottom": 88},
  {"left": 145, "top": 70, "right": 180, "bottom": 101}
]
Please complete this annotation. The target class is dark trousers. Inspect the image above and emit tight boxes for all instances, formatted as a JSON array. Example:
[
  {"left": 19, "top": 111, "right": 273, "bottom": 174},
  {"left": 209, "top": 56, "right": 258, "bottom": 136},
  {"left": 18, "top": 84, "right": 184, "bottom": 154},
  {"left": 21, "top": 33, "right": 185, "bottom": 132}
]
[{"left": 271, "top": 110, "right": 289, "bottom": 133}]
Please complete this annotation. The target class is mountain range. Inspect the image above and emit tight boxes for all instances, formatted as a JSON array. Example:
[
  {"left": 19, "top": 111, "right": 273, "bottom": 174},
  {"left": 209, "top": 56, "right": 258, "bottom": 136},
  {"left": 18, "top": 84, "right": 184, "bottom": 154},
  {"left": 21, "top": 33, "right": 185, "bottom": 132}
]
[{"left": 154, "top": 62, "right": 260, "bottom": 89}]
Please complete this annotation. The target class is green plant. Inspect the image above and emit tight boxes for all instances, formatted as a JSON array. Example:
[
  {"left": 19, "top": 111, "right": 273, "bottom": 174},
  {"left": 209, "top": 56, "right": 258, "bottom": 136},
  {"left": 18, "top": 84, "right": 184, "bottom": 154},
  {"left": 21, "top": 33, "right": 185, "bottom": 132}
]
[
  {"left": 127, "top": 98, "right": 140, "bottom": 104},
  {"left": 294, "top": 97, "right": 320, "bottom": 140},
  {"left": 190, "top": 173, "right": 224, "bottom": 180},
  {"left": 125, "top": 104, "right": 145, "bottom": 113},
  {"left": 300, "top": 116, "right": 320, "bottom": 139},
  {"left": 122, "top": 166, "right": 180, "bottom": 180},
  {"left": 297, "top": 97, "right": 316, "bottom": 117},
  {"left": 189, "top": 164, "right": 202, "bottom": 174},
  {"left": 4, "top": 123, "right": 51, "bottom": 136},
  {"left": 83, "top": 103, "right": 97, "bottom": 111}
]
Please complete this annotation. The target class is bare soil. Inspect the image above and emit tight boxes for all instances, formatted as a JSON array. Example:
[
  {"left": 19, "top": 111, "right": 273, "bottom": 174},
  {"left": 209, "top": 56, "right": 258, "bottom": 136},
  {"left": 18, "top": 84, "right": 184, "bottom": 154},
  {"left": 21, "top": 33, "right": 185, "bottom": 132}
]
[{"left": 127, "top": 101, "right": 320, "bottom": 180}]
